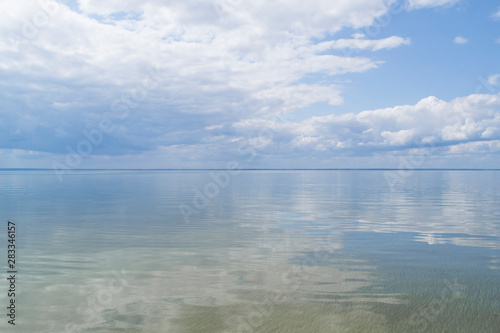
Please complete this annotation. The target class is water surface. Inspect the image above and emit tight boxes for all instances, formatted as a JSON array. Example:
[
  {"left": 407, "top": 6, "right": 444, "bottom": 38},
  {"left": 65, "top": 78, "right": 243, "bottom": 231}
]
[{"left": 0, "top": 170, "right": 499, "bottom": 332}]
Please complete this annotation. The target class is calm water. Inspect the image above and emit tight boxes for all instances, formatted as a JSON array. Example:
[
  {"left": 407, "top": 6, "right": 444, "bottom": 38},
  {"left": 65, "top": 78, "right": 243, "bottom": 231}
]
[{"left": 0, "top": 170, "right": 499, "bottom": 332}]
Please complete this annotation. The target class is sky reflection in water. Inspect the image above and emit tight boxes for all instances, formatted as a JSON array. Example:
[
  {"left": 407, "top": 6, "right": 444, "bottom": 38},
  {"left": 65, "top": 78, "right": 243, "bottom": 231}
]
[{"left": 0, "top": 170, "right": 499, "bottom": 332}]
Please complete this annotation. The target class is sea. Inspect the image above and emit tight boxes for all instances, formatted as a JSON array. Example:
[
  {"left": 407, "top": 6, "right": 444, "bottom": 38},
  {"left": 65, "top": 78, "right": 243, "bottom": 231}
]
[{"left": 0, "top": 169, "right": 499, "bottom": 332}]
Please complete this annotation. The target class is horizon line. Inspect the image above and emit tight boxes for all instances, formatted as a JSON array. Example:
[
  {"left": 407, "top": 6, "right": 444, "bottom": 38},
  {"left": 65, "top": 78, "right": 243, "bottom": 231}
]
[{"left": 1, "top": 168, "right": 500, "bottom": 171}]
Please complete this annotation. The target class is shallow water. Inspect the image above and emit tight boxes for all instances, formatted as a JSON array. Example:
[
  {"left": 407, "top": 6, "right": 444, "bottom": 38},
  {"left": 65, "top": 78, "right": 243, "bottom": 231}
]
[{"left": 0, "top": 170, "right": 499, "bottom": 332}]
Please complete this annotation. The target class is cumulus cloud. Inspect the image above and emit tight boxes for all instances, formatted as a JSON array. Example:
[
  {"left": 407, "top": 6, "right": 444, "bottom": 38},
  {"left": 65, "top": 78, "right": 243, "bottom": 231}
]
[
  {"left": 227, "top": 93, "right": 500, "bottom": 157},
  {"left": 0, "top": 0, "right": 495, "bottom": 169},
  {"left": 0, "top": 0, "right": 411, "bottom": 156},
  {"left": 453, "top": 36, "right": 468, "bottom": 44}
]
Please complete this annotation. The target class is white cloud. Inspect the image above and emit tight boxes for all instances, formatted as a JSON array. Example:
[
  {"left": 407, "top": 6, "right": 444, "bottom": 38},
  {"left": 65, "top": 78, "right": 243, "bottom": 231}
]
[
  {"left": 351, "top": 33, "right": 366, "bottom": 39},
  {"left": 453, "top": 36, "right": 468, "bottom": 44},
  {"left": 406, "top": 0, "right": 459, "bottom": 9},
  {"left": 322, "top": 36, "right": 411, "bottom": 51},
  {"left": 488, "top": 74, "right": 500, "bottom": 85},
  {"left": 0, "top": 0, "right": 411, "bottom": 157},
  {"left": 0, "top": 0, "right": 496, "bottom": 169},
  {"left": 229, "top": 93, "right": 500, "bottom": 157},
  {"left": 0, "top": 0, "right": 399, "bottom": 94},
  {"left": 252, "top": 84, "right": 344, "bottom": 111},
  {"left": 448, "top": 140, "right": 500, "bottom": 154}
]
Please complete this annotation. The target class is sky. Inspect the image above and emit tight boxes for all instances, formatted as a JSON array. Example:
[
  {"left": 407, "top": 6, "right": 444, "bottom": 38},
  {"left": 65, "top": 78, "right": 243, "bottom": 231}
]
[{"left": 1, "top": 0, "right": 500, "bottom": 169}]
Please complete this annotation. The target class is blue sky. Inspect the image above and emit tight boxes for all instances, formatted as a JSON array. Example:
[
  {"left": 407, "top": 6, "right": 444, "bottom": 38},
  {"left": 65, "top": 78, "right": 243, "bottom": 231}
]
[{"left": 1, "top": 0, "right": 500, "bottom": 169}]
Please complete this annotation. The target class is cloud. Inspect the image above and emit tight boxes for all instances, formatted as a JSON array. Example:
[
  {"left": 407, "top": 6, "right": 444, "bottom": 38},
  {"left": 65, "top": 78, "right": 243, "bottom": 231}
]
[
  {"left": 453, "top": 36, "right": 468, "bottom": 44},
  {"left": 488, "top": 74, "right": 500, "bottom": 85},
  {"left": 227, "top": 93, "right": 500, "bottom": 158},
  {"left": 351, "top": 33, "right": 366, "bottom": 39},
  {"left": 406, "top": 0, "right": 459, "bottom": 10},
  {"left": 0, "top": 0, "right": 410, "bottom": 156},
  {"left": 492, "top": 9, "right": 500, "bottom": 20},
  {"left": 0, "top": 0, "right": 496, "bottom": 169},
  {"left": 321, "top": 36, "right": 411, "bottom": 51}
]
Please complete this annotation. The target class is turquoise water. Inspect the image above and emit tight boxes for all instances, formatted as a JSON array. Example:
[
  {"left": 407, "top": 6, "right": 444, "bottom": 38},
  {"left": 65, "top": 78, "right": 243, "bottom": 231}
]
[{"left": 0, "top": 170, "right": 499, "bottom": 332}]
